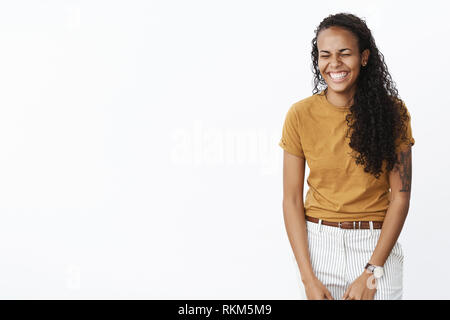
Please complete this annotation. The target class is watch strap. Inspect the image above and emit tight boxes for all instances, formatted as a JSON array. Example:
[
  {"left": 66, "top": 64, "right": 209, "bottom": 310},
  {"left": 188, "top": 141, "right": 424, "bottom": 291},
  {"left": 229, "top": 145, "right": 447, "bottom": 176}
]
[{"left": 365, "top": 263, "right": 382, "bottom": 271}]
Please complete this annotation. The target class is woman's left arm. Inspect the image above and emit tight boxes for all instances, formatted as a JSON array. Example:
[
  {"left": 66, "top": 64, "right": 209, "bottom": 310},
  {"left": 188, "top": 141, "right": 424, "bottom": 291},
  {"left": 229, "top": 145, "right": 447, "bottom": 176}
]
[
  {"left": 343, "top": 146, "right": 412, "bottom": 300},
  {"left": 369, "top": 146, "right": 412, "bottom": 266}
]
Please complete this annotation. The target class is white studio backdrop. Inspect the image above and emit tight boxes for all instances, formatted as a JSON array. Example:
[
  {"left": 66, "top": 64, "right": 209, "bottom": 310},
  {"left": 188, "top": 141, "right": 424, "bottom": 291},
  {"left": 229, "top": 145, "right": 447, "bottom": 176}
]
[{"left": 0, "top": 0, "right": 447, "bottom": 299}]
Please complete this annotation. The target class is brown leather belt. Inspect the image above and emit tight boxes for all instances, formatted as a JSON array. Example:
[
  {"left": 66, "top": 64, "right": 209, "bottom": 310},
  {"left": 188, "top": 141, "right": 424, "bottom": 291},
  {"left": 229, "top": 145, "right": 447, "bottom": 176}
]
[{"left": 306, "top": 216, "right": 383, "bottom": 229}]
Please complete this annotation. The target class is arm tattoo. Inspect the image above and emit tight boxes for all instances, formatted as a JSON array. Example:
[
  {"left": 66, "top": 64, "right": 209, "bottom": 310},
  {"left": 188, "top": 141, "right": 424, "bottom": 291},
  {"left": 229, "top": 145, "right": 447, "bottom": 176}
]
[{"left": 394, "top": 148, "right": 412, "bottom": 192}]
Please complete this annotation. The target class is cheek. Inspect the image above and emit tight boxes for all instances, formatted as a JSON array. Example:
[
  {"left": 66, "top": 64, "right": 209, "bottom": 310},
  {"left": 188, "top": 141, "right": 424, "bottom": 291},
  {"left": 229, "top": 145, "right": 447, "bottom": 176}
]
[
  {"left": 349, "top": 59, "right": 362, "bottom": 71},
  {"left": 318, "top": 63, "right": 326, "bottom": 75},
  {"left": 350, "top": 66, "right": 361, "bottom": 77}
]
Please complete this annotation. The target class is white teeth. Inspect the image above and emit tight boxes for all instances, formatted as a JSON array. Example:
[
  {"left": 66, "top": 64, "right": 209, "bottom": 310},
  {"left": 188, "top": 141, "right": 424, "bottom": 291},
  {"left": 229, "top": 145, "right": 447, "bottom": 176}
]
[{"left": 330, "top": 72, "right": 348, "bottom": 79}]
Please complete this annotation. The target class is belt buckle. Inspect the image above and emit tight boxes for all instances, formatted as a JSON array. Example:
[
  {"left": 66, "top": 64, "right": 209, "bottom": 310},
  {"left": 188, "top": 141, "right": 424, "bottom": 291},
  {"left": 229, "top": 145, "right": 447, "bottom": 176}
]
[{"left": 338, "top": 222, "right": 342, "bottom": 228}]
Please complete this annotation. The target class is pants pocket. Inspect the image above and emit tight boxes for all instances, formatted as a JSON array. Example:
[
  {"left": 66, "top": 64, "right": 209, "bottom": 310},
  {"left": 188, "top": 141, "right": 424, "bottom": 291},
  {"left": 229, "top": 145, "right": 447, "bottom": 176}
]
[
  {"left": 396, "top": 241, "right": 404, "bottom": 256},
  {"left": 392, "top": 241, "right": 404, "bottom": 264}
]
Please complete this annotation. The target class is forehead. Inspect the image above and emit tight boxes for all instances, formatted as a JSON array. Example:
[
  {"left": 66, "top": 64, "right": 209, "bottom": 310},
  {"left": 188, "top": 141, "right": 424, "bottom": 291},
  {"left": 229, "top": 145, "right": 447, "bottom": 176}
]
[{"left": 317, "top": 27, "right": 358, "bottom": 50}]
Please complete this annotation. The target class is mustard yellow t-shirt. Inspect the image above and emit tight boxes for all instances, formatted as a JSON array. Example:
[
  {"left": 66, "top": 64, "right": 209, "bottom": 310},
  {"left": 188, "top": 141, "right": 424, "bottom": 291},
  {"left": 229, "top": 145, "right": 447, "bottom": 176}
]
[{"left": 279, "top": 90, "right": 415, "bottom": 222}]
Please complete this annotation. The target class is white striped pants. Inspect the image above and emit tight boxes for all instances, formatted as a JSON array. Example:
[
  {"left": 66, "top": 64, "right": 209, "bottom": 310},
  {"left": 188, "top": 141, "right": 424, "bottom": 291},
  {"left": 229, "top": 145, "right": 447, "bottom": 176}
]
[{"left": 297, "top": 220, "right": 404, "bottom": 300}]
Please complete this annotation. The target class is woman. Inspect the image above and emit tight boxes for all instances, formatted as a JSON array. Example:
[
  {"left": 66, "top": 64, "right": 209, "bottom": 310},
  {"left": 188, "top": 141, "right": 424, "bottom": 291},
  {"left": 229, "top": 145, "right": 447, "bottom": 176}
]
[{"left": 279, "top": 13, "right": 414, "bottom": 300}]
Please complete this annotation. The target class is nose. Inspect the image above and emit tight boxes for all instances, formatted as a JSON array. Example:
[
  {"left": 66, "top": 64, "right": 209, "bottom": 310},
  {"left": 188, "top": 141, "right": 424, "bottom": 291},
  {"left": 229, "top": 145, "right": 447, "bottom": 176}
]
[{"left": 330, "top": 56, "right": 343, "bottom": 67}]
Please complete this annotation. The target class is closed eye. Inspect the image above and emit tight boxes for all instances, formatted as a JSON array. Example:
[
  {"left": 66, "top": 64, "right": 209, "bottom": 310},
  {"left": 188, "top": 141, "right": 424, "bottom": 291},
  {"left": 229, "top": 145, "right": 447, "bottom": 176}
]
[{"left": 320, "top": 54, "right": 350, "bottom": 58}]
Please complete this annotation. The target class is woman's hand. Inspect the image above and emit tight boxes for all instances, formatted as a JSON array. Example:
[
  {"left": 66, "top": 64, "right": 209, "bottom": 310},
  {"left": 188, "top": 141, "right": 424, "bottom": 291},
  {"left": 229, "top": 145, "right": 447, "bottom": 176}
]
[
  {"left": 303, "top": 277, "right": 334, "bottom": 300},
  {"left": 342, "top": 270, "right": 377, "bottom": 300}
]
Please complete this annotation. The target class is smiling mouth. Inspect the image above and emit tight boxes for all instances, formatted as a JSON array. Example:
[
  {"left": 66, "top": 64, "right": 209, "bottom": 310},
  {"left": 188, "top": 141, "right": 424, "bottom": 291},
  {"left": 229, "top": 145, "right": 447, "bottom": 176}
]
[{"left": 328, "top": 71, "right": 350, "bottom": 82}]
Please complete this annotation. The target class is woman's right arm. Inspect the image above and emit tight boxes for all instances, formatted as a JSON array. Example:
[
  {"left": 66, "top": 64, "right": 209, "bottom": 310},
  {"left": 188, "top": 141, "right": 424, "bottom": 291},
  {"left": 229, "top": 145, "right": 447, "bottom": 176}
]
[{"left": 281, "top": 150, "right": 333, "bottom": 300}]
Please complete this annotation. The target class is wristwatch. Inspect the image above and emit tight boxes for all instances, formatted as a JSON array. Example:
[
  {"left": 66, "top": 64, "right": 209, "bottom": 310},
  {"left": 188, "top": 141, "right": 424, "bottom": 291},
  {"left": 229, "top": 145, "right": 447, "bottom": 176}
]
[{"left": 365, "top": 263, "right": 384, "bottom": 279}]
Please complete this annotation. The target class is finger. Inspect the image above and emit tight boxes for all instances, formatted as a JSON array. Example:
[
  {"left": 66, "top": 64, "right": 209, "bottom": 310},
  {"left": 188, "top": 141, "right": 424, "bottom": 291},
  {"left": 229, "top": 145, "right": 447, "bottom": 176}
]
[
  {"left": 325, "top": 291, "right": 334, "bottom": 300},
  {"left": 342, "top": 288, "right": 350, "bottom": 300}
]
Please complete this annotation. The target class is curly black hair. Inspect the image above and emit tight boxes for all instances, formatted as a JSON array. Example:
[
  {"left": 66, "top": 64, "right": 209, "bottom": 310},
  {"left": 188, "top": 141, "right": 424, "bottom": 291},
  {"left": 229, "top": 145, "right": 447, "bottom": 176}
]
[{"left": 310, "top": 12, "right": 412, "bottom": 179}]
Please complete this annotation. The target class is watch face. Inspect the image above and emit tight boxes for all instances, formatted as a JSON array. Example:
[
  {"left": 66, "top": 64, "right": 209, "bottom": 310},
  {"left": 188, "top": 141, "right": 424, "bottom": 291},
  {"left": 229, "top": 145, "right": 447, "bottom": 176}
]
[{"left": 374, "top": 267, "right": 384, "bottom": 279}]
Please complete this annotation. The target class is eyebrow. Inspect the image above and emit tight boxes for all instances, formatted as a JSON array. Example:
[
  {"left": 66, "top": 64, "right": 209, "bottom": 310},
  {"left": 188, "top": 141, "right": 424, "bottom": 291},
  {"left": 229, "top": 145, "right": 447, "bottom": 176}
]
[{"left": 319, "top": 48, "right": 352, "bottom": 53}]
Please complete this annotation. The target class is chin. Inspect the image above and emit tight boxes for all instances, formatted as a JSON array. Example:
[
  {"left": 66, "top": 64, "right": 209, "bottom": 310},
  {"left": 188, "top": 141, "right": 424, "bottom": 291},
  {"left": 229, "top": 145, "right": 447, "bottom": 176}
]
[
  {"left": 327, "top": 85, "right": 350, "bottom": 93},
  {"left": 327, "top": 81, "right": 356, "bottom": 92}
]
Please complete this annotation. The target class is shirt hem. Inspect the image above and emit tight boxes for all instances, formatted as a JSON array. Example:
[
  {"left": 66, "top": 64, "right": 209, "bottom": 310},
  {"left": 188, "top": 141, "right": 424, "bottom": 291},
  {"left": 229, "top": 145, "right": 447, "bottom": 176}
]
[{"left": 305, "top": 209, "right": 386, "bottom": 222}]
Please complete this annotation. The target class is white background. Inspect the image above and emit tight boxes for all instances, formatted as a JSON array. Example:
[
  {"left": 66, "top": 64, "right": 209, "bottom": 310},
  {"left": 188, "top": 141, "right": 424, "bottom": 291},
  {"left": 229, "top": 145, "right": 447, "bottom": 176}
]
[{"left": 0, "top": 0, "right": 447, "bottom": 299}]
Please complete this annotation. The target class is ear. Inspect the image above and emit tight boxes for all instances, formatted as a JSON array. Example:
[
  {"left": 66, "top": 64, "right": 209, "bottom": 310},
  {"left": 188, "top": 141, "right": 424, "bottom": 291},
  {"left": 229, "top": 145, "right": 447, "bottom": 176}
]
[{"left": 362, "top": 48, "right": 370, "bottom": 63}]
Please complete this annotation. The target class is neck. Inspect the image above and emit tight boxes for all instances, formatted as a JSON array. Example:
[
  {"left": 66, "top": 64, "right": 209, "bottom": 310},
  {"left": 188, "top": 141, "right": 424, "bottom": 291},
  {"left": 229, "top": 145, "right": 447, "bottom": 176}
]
[{"left": 325, "top": 87, "right": 355, "bottom": 107}]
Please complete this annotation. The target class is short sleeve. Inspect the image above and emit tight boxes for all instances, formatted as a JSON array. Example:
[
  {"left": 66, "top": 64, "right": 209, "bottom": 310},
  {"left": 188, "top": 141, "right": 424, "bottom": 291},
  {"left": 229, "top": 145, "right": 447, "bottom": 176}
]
[
  {"left": 278, "top": 105, "right": 305, "bottom": 158},
  {"left": 395, "top": 104, "right": 415, "bottom": 153}
]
